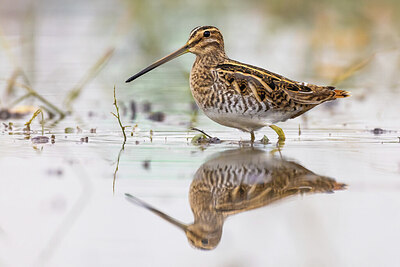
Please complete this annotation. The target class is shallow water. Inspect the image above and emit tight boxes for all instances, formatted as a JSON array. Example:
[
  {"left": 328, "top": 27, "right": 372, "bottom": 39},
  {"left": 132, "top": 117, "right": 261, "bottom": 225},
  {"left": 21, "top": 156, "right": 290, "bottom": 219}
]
[
  {"left": 1, "top": 0, "right": 400, "bottom": 266},
  {"left": 1, "top": 123, "right": 399, "bottom": 266}
]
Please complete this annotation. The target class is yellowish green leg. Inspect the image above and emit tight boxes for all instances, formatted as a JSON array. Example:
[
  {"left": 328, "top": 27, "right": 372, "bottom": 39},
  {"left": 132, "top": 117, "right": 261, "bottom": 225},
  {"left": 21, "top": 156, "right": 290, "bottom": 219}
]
[
  {"left": 269, "top": 125, "right": 285, "bottom": 155},
  {"left": 269, "top": 125, "right": 286, "bottom": 142},
  {"left": 250, "top": 131, "right": 255, "bottom": 144}
]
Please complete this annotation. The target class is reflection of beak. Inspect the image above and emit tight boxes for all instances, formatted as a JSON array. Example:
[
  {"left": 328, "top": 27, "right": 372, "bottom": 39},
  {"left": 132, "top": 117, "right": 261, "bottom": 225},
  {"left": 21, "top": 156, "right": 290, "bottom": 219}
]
[
  {"left": 125, "top": 45, "right": 189, "bottom": 83},
  {"left": 125, "top": 193, "right": 188, "bottom": 232}
]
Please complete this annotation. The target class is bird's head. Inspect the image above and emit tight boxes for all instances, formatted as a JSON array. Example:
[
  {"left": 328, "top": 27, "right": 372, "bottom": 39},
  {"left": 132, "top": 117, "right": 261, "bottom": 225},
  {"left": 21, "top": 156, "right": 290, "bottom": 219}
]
[
  {"left": 125, "top": 26, "right": 225, "bottom": 83},
  {"left": 186, "top": 26, "right": 225, "bottom": 56}
]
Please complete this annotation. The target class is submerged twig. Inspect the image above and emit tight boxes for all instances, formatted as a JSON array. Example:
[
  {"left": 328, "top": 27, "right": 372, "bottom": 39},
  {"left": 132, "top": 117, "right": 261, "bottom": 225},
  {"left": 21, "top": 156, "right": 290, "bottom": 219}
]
[
  {"left": 190, "top": 127, "right": 221, "bottom": 145},
  {"left": 113, "top": 146, "right": 124, "bottom": 194},
  {"left": 190, "top": 127, "right": 212, "bottom": 138},
  {"left": 111, "top": 86, "right": 127, "bottom": 143},
  {"left": 112, "top": 86, "right": 127, "bottom": 194},
  {"left": 25, "top": 108, "right": 44, "bottom": 135}
]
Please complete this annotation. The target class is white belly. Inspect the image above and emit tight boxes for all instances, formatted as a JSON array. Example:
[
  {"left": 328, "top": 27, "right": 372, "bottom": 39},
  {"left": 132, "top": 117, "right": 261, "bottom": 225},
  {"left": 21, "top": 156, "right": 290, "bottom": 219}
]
[{"left": 202, "top": 107, "right": 290, "bottom": 132}]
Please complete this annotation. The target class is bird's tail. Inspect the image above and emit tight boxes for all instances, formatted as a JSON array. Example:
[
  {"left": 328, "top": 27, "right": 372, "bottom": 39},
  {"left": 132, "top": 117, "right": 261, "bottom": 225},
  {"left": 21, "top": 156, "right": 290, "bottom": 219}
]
[
  {"left": 333, "top": 89, "right": 350, "bottom": 98},
  {"left": 333, "top": 182, "right": 347, "bottom": 191}
]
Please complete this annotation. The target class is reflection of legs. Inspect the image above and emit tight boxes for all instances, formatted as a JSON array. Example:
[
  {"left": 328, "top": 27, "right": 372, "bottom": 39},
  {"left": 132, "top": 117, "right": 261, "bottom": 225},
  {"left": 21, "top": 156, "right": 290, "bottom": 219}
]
[{"left": 270, "top": 137, "right": 285, "bottom": 158}]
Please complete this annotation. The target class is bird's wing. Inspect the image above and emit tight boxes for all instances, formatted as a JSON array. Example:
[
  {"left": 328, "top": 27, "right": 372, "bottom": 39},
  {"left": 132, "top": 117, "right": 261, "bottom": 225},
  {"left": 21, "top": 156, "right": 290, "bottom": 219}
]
[
  {"left": 215, "top": 60, "right": 342, "bottom": 105},
  {"left": 214, "top": 173, "right": 345, "bottom": 214},
  {"left": 214, "top": 184, "right": 279, "bottom": 214}
]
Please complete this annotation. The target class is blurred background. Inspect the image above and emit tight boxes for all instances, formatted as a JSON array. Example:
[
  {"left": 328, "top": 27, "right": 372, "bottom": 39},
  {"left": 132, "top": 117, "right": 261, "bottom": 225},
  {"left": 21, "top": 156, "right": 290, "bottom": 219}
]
[
  {"left": 1, "top": 0, "right": 400, "bottom": 266},
  {"left": 1, "top": 0, "right": 399, "bottom": 127}
]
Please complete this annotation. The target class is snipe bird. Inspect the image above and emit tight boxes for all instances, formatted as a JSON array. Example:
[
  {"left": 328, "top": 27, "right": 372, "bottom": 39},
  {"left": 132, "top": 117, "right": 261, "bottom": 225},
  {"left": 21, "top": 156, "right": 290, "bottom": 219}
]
[
  {"left": 126, "top": 26, "right": 349, "bottom": 142},
  {"left": 125, "top": 148, "right": 346, "bottom": 250}
]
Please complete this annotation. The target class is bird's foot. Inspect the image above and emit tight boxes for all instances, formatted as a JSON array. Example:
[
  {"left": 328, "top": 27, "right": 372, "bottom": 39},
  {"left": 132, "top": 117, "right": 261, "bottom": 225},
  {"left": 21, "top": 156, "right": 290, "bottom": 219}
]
[
  {"left": 250, "top": 131, "right": 255, "bottom": 146},
  {"left": 269, "top": 125, "right": 286, "bottom": 144}
]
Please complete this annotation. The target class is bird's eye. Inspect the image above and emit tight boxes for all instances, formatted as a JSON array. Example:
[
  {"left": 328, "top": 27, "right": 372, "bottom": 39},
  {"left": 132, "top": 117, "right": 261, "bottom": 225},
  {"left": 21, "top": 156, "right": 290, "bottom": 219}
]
[
  {"left": 203, "top": 31, "right": 210, "bottom": 37},
  {"left": 201, "top": 239, "right": 209, "bottom": 245}
]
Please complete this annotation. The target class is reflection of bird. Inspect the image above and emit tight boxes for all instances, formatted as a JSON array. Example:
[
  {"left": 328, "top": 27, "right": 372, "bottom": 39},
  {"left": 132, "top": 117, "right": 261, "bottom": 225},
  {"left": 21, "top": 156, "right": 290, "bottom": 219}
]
[
  {"left": 126, "top": 26, "right": 349, "bottom": 142},
  {"left": 125, "top": 148, "right": 346, "bottom": 250}
]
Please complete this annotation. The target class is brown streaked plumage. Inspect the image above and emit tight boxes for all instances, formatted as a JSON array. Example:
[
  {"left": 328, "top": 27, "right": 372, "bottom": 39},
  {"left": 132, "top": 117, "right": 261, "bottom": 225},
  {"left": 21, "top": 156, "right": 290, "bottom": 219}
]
[
  {"left": 126, "top": 26, "right": 350, "bottom": 142},
  {"left": 125, "top": 148, "right": 346, "bottom": 250}
]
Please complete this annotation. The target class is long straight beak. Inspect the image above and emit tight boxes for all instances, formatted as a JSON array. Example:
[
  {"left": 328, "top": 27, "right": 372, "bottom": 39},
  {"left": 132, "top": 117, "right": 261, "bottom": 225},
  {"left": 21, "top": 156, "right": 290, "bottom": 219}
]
[
  {"left": 125, "top": 45, "right": 189, "bottom": 83},
  {"left": 125, "top": 193, "right": 188, "bottom": 232}
]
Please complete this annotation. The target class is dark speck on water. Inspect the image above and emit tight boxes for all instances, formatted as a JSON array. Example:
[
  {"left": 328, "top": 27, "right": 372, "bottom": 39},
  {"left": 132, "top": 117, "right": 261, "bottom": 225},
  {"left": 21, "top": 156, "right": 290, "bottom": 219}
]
[
  {"left": 142, "top": 160, "right": 151, "bottom": 170},
  {"left": 46, "top": 168, "right": 63, "bottom": 177},
  {"left": 32, "top": 136, "right": 49, "bottom": 144},
  {"left": 148, "top": 112, "right": 165, "bottom": 122},
  {"left": 208, "top": 137, "right": 221, "bottom": 144},
  {"left": 372, "top": 128, "right": 386, "bottom": 135},
  {"left": 80, "top": 137, "right": 89, "bottom": 143}
]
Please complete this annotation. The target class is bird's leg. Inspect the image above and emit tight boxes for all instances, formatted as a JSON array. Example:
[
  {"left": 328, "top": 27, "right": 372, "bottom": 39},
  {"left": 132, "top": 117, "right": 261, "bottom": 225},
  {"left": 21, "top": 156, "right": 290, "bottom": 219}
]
[
  {"left": 269, "top": 125, "right": 286, "bottom": 142},
  {"left": 250, "top": 131, "right": 255, "bottom": 144}
]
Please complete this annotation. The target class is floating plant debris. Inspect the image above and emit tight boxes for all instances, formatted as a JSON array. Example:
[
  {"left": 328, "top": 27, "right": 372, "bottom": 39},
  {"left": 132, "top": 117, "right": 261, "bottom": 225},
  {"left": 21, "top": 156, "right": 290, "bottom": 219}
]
[
  {"left": 190, "top": 127, "right": 221, "bottom": 145},
  {"left": 191, "top": 134, "right": 221, "bottom": 145},
  {"left": 64, "top": 127, "right": 74, "bottom": 133},
  {"left": 260, "top": 135, "right": 270, "bottom": 144}
]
